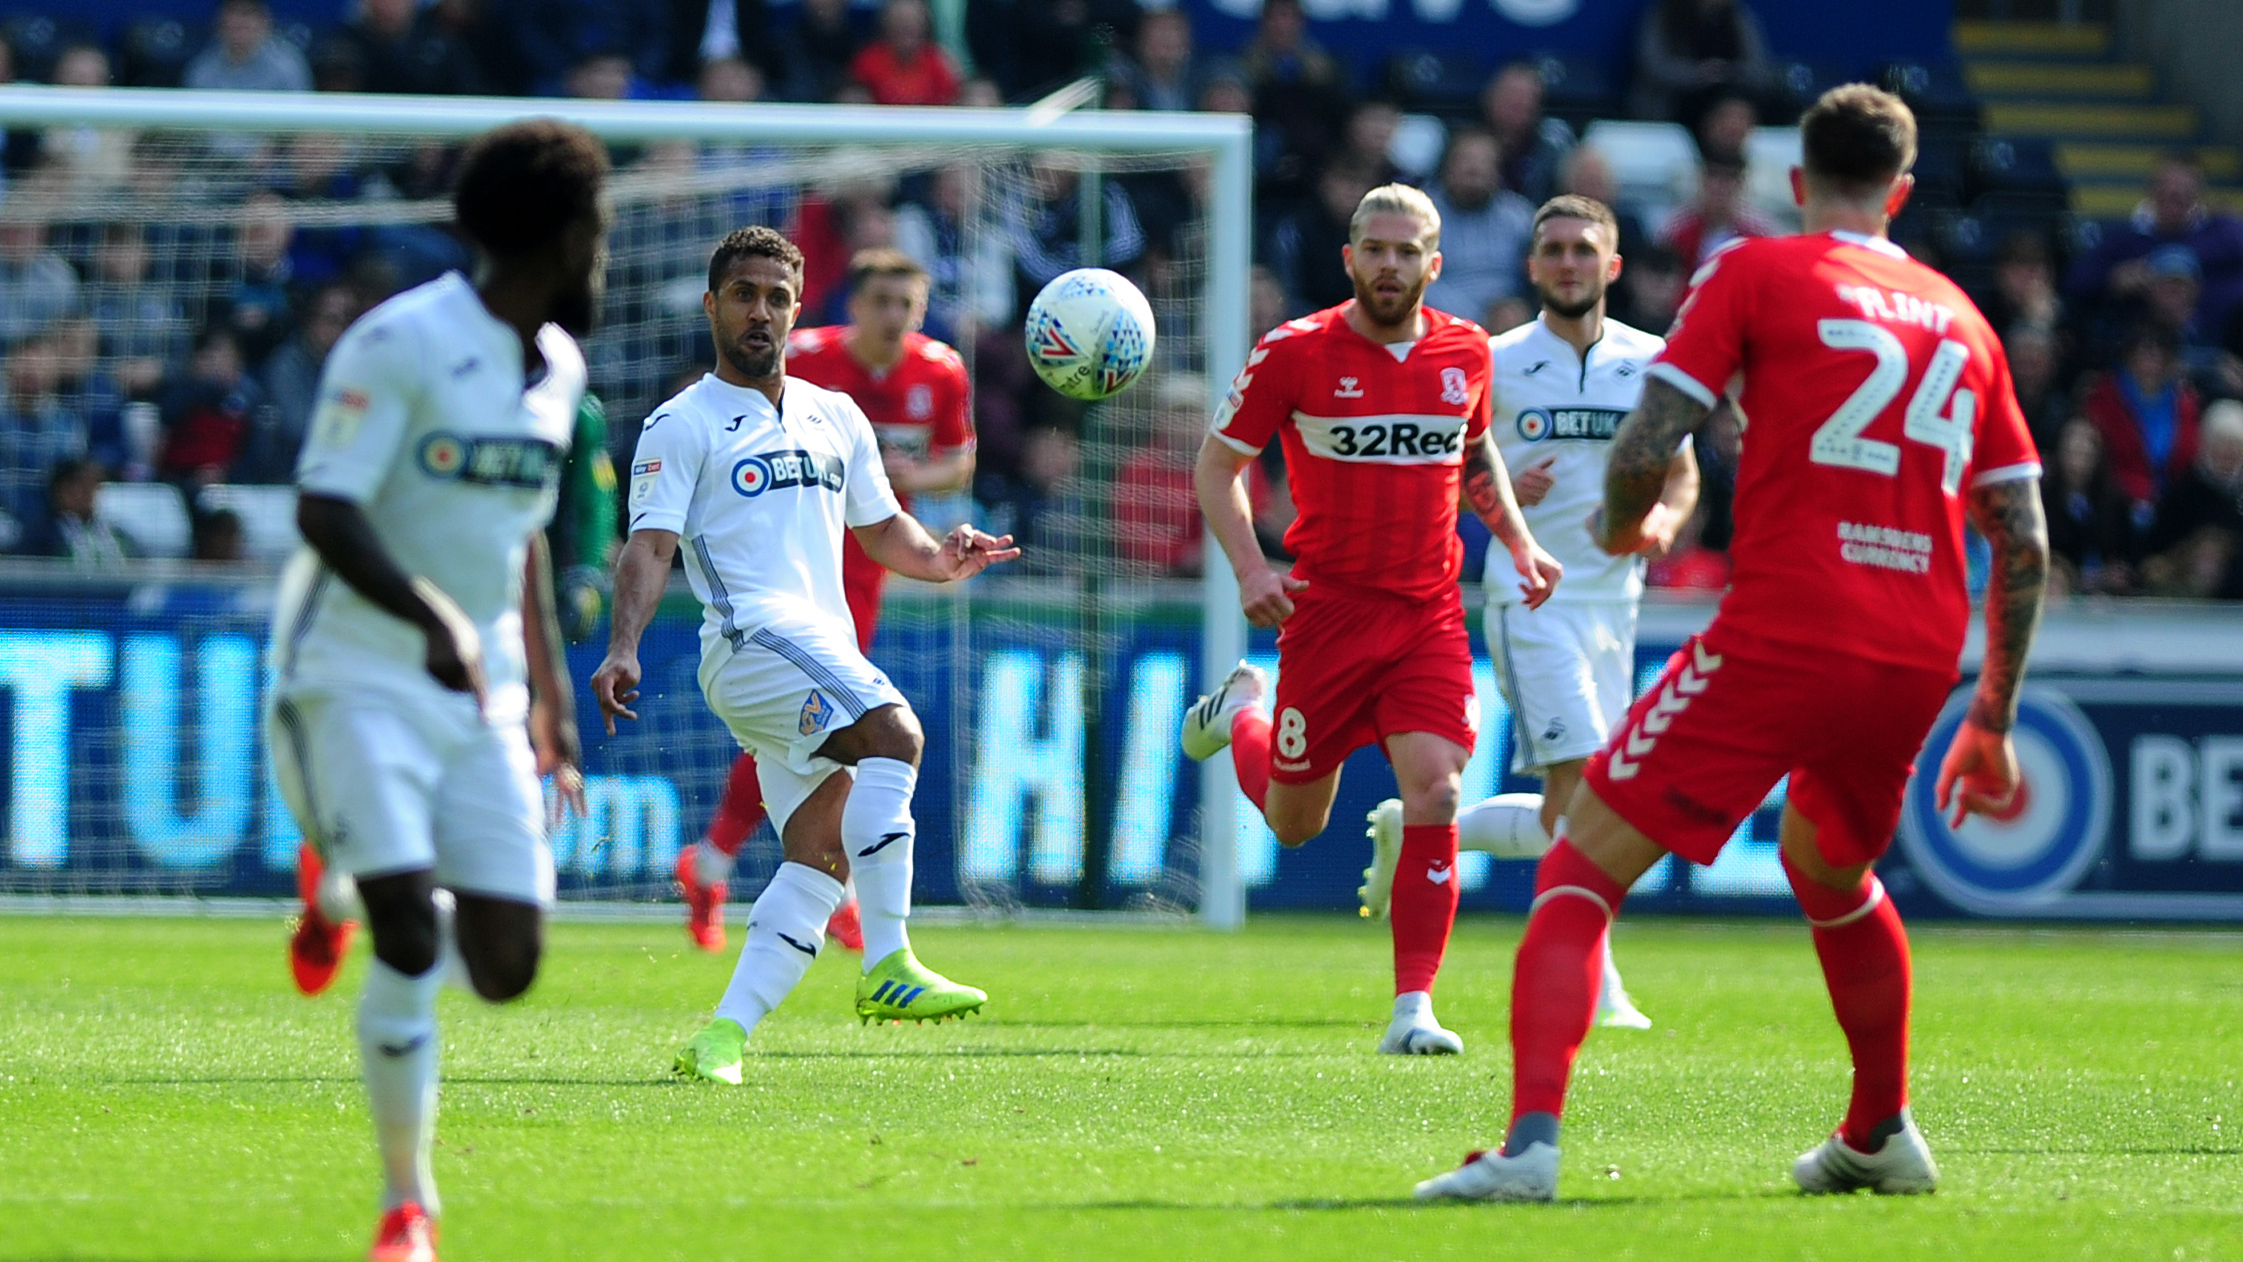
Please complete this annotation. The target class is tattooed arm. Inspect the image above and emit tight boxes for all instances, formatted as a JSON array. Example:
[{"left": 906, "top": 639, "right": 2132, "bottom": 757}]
[
  {"left": 1935, "top": 475, "right": 2050, "bottom": 824},
  {"left": 1593, "top": 377, "right": 1713, "bottom": 556},
  {"left": 1463, "top": 432, "right": 1563, "bottom": 608}
]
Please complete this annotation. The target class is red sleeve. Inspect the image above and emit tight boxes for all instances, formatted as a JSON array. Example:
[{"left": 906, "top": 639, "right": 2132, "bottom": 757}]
[
  {"left": 1210, "top": 323, "right": 1304, "bottom": 454},
  {"left": 1467, "top": 357, "right": 1492, "bottom": 442},
  {"left": 930, "top": 347, "right": 975, "bottom": 453},
  {"left": 1969, "top": 338, "right": 2042, "bottom": 488},
  {"left": 1649, "top": 242, "right": 1757, "bottom": 410}
]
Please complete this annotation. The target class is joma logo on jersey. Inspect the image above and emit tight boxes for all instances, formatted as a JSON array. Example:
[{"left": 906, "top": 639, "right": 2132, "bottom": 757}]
[
  {"left": 1516, "top": 407, "right": 1627, "bottom": 442},
  {"left": 416, "top": 433, "right": 561, "bottom": 489},
  {"left": 732, "top": 449, "right": 846, "bottom": 498}
]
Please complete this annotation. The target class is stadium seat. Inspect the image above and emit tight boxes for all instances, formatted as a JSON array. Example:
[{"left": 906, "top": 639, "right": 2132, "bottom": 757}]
[
  {"left": 94, "top": 482, "right": 192, "bottom": 559},
  {"left": 120, "top": 16, "right": 199, "bottom": 89},
  {"left": 1383, "top": 49, "right": 1485, "bottom": 121},
  {"left": 1580, "top": 120, "right": 1698, "bottom": 220},
  {"left": 196, "top": 485, "right": 301, "bottom": 561},
  {"left": 1, "top": 13, "right": 97, "bottom": 81},
  {"left": 1970, "top": 135, "right": 2069, "bottom": 201},
  {"left": 1743, "top": 125, "right": 1804, "bottom": 226},
  {"left": 1877, "top": 59, "right": 1982, "bottom": 131},
  {"left": 1389, "top": 113, "right": 1447, "bottom": 183},
  {"left": 1532, "top": 54, "right": 1615, "bottom": 130}
]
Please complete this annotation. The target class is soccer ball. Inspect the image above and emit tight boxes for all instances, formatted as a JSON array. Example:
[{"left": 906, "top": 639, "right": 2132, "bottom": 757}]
[{"left": 1023, "top": 268, "right": 1156, "bottom": 402}]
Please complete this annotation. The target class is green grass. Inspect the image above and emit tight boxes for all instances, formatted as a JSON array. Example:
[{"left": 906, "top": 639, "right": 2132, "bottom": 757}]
[{"left": 3, "top": 913, "right": 2241, "bottom": 1261}]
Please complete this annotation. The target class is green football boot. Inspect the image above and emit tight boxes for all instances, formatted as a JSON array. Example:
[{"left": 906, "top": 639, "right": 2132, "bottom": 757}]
[
  {"left": 673, "top": 1017, "right": 748, "bottom": 1084},
  {"left": 855, "top": 948, "right": 987, "bottom": 1023}
]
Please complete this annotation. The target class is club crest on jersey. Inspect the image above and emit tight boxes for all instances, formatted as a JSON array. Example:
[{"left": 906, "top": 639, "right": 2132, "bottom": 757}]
[
  {"left": 416, "top": 432, "right": 560, "bottom": 489},
  {"left": 798, "top": 689, "right": 836, "bottom": 736},
  {"left": 906, "top": 384, "right": 933, "bottom": 419},
  {"left": 732, "top": 449, "right": 845, "bottom": 498},
  {"left": 1334, "top": 376, "right": 1364, "bottom": 398},
  {"left": 1440, "top": 366, "right": 1469, "bottom": 405}
]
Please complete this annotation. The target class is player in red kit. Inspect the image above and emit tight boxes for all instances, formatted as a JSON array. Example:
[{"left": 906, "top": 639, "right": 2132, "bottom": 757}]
[
  {"left": 1182, "top": 183, "right": 1563, "bottom": 1056},
  {"left": 676, "top": 249, "right": 974, "bottom": 951},
  {"left": 1417, "top": 86, "right": 2050, "bottom": 1202}
]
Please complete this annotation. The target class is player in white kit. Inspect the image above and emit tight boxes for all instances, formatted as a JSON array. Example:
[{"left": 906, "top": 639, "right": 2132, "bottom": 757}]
[
  {"left": 1358, "top": 196, "right": 1700, "bottom": 1030},
  {"left": 267, "top": 121, "right": 606, "bottom": 1262},
  {"left": 591, "top": 227, "right": 1018, "bottom": 1086}
]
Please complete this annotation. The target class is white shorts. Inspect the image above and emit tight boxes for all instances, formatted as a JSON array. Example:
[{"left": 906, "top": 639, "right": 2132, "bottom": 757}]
[
  {"left": 1487, "top": 599, "right": 1639, "bottom": 776},
  {"left": 268, "top": 681, "right": 555, "bottom": 905},
  {"left": 700, "top": 609, "right": 908, "bottom": 837}
]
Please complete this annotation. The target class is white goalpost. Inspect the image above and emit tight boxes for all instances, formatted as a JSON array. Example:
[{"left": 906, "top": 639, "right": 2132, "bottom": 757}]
[{"left": 0, "top": 85, "right": 1252, "bottom": 929}]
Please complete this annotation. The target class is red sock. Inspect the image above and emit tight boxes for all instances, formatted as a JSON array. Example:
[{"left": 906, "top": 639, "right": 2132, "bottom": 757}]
[
  {"left": 1229, "top": 709, "right": 1271, "bottom": 814},
  {"left": 1510, "top": 839, "right": 1629, "bottom": 1124},
  {"left": 1785, "top": 854, "right": 1911, "bottom": 1151},
  {"left": 1390, "top": 823, "right": 1460, "bottom": 995},
  {"left": 705, "top": 753, "right": 767, "bottom": 857}
]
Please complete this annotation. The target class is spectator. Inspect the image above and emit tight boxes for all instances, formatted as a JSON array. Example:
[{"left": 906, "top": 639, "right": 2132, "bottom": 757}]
[
  {"left": 2133, "top": 246, "right": 2243, "bottom": 399},
  {"left": 773, "top": 0, "right": 867, "bottom": 102},
  {"left": 1983, "top": 230, "right": 2066, "bottom": 342},
  {"left": 697, "top": 55, "right": 764, "bottom": 102},
  {"left": 895, "top": 164, "right": 1016, "bottom": 344},
  {"left": 957, "top": 76, "right": 1003, "bottom": 108},
  {"left": 1118, "top": 8, "right": 1198, "bottom": 114},
  {"left": 253, "top": 282, "right": 359, "bottom": 482},
  {"left": 0, "top": 222, "right": 81, "bottom": 347},
  {"left": 28, "top": 457, "right": 130, "bottom": 566},
  {"left": 1423, "top": 129, "right": 1534, "bottom": 326},
  {"left": 0, "top": 335, "right": 89, "bottom": 549},
  {"left": 501, "top": 0, "right": 669, "bottom": 96},
  {"left": 1267, "top": 159, "right": 1378, "bottom": 316},
  {"left": 1114, "top": 375, "right": 1215, "bottom": 575},
  {"left": 221, "top": 192, "right": 298, "bottom": 366},
  {"left": 273, "top": 134, "right": 373, "bottom": 290},
  {"left": 1657, "top": 148, "right": 1778, "bottom": 267},
  {"left": 665, "top": 0, "right": 775, "bottom": 87},
  {"left": 2005, "top": 323, "right": 2071, "bottom": 454},
  {"left": 157, "top": 325, "right": 272, "bottom": 486},
  {"left": 2040, "top": 417, "right": 2139, "bottom": 598},
  {"left": 339, "top": 0, "right": 488, "bottom": 95},
  {"left": 2070, "top": 153, "right": 2243, "bottom": 343},
  {"left": 191, "top": 506, "right": 250, "bottom": 564},
  {"left": 1482, "top": 62, "right": 1576, "bottom": 206},
  {"left": 1694, "top": 90, "right": 1757, "bottom": 164},
  {"left": 2083, "top": 323, "right": 2201, "bottom": 510},
  {"left": 42, "top": 44, "right": 133, "bottom": 195},
  {"left": 1241, "top": 0, "right": 1351, "bottom": 206},
  {"left": 1557, "top": 147, "right": 1654, "bottom": 321},
  {"left": 0, "top": 36, "right": 35, "bottom": 177},
  {"left": 2144, "top": 398, "right": 2243, "bottom": 572},
  {"left": 185, "top": 0, "right": 314, "bottom": 93},
  {"left": 851, "top": 0, "right": 961, "bottom": 107},
  {"left": 50, "top": 317, "right": 127, "bottom": 472},
  {"left": 565, "top": 51, "right": 636, "bottom": 99},
  {"left": 1629, "top": 0, "right": 1772, "bottom": 124},
  {"left": 1248, "top": 263, "right": 1291, "bottom": 340},
  {"left": 1334, "top": 100, "right": 1403, "bottom": 187},
  {"left": 976, "top": 424, "right": 1088, "bottom": 574},
  {"left": 1483, "top": 295, "right": 1534, "bottom": 334},
  {"left": 87, "top": 224, "right": 187, "bottom": 396},
  {"left": 1624, "top": 242, "right": 1689, "bottom": 333},
  {"left": 1007, "top": 159, "right": 1145, "bottom": 316},
  {"left": 1645, "top": 501, "right": 1733, "bottom": 591}
]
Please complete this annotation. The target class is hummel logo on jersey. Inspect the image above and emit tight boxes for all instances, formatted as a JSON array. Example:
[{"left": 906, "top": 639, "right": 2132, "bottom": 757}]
[
  {"left": 1334, "top": 376, "right": 1364, "bottom": 398},
  {"left": 1426, "top": 862, "right": 1454, "bottom": 886},
  {"left": 377, "top": 1033, "right": 430, "bottom": 1058},
  {"left": 858, "top": 830, "right": 908, "bottom": 859},
  {"left": 777, "top": 932, "right": 819, "bottom": 958},
  {"left": 734, "top": 449, "right": 846, "bottom": 498},
  {"left": 1606, "top": 641, "right": 1724, "bottom": 780}
]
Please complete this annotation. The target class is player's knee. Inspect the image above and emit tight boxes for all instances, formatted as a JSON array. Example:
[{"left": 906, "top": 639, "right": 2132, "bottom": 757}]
[
  {"left": 467, "top": 944, "right": 540, "bottom": 1002},
  {"left": 1270, "top": 814, "right": 1325, "bottom": 847},
  {"left": 366, "top": 909, "right": 440, "bottom": 978},
  {"left": 1402, "top": 777, "right": 1461, "bottom": 823},
  {"left": 868, "top": 705, "right": 924, "bottom": 765}
]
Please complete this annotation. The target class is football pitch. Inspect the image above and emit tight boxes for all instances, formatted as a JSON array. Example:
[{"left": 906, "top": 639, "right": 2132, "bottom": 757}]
[{"left": 4, "top": 914, "right": 2240, "bottom": 1261}]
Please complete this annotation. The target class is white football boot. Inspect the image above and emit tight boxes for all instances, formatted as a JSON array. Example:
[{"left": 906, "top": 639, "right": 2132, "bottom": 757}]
[
  {"left": 1378, "top": 991, "right": 1464, "bottom": 1055},
  {"left": 1356, "top": 798, "right": 1403, "bottom": 920},
  {"left": 1792, "top": 1109, "right": 1940, "bottom": 1195},
  {"left": 1180, "top": 661, "right": 1269, "bottom": 762},
  {"left": 1414, "top": 1143, "right": 1560, "bottom": 1202}
]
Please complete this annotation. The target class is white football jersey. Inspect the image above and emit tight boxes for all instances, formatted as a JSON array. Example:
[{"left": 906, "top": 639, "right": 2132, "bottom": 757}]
[
  {"left": 272, "top": 272, "right": 584, "bottom": 719},
  {"left": 1486, "top": 314, "right": 1675, "bottom": 605},
  {"left": 626, "top": 373, "right": 901, "bottom": 660}
]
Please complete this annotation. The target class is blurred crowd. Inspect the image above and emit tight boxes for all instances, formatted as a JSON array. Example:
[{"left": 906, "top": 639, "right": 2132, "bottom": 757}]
[{"left": 0, "top": 0, "right": 2236, "bottom": 601}]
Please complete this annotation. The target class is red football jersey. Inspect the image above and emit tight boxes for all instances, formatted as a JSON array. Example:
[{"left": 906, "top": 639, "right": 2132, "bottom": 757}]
[
  {"left": 787, "top": 326, "right": 974, "bottom": 509},
  {"left": 1212, "top": 303, "right": 1491, "bottom": 602},
  {"left": 1651, "top": 231, "right": 2042, "bottom": 672}
]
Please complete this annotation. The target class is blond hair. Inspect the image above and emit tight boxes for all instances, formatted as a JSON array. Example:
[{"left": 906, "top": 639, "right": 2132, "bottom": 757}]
[{"left": 1350, "top": 183, "right": 1441, "bottom": 250}]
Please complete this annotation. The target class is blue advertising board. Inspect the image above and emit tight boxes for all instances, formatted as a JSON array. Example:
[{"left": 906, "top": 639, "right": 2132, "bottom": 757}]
[{"left": 2, "top": 576, "right": 2239, "bottom": 923}]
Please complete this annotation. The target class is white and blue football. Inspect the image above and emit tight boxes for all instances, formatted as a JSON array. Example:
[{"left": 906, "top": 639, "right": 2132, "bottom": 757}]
[{"left": 1023, "top": 267, "right": 1156, "bottom": 402}]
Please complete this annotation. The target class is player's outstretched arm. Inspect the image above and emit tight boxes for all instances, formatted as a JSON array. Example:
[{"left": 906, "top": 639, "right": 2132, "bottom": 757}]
[
  {"left": 1194, "top": 434, "right": 1305, "bottom": 627},
  {"left": 853, "top": 512, "right": 1020, "bottom": 583},
  {"left": 523, "top": 533, "right": 587, "bottom": 817},
  {"left": 297, "top": 493, "right": 487, "bottom": 709},
  {"left": 1463, "top": 433, "right": 1563, "bottom": 609},
  {"left": 1595, "top": 378, "right": 1712, "bottom": 557},
  {"left": 1937, "top": 476, "right": 2050, "bottom": 825},
  {"left": 590, "top": 528, "right": 678, "bottom": 736}
]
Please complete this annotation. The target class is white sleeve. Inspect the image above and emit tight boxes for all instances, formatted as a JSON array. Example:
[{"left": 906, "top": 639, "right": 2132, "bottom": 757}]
[
  {"left": 625, "top": 404, "right": 705, "bottom": 536},
  {"left": 294, "top": 316, "right": 420, "bottom": 502},
  {"left": 841, "top": 396, "right": 904, "bottom": 528}
]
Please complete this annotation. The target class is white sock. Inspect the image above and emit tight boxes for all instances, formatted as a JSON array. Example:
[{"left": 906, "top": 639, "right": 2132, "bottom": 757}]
[
  {"left": 1598, "top": 933, "right": 1627, "bottom": 1005},
  {"left": 430, "top": 888, "right": 474, "bottom": 995},
  {"left": 693, "top": 838, "right": 734, "bottom": 889},
  {"left": 1457, "top": 793, "right": 1552, "bottom": 858},
  {"left": 357, "top": 959, "right": 442, "bottom": 1215},
  {"left": 713, "top": 862, "right": 846, "bottom": 1037},
  {"left": 843, "top": 757, "right": 917, "bottom": 969},
  {"left": 1392, "top": 989, "right": 1435, "bottom": 1026}
]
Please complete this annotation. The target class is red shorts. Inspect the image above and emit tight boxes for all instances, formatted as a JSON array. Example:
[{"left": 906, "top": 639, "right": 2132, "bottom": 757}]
[
  {"left": 841, "top": 532, "right": 885, "bottom": 655},
  {"left": 1269, "top": 585, "right": 1477, "bottom": 785},
  {"left": 1584, "top": 621, "right": 1956, "bottom": 869}
]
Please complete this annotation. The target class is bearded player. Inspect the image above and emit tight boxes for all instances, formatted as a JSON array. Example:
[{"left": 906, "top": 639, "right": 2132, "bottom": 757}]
[
  {"left": 673, "top": 248, "right": 973, "bottom": 954},
  {"left": 1418, "top": 85, "right": 2048, "bottom": 1201},
  {"left": 1181, "top": 183, "right": 1563, "bottom": 1056},
  {"left": 1358, "top": 195, "right": 1699, "bottom": 1033}
]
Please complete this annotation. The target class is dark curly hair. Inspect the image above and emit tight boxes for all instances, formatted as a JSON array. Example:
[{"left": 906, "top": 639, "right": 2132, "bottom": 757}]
[
  {"left": 452, "top": 119, "right": 609, "bottom": 259},
  {"left": 707, "top": 225, "right": 805, "bottom": 294}
]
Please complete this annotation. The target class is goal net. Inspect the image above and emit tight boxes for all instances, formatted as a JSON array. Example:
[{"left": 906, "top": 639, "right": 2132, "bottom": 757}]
[{"left": 0, "top": 88, "right": 1254, "bottom": 922}]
